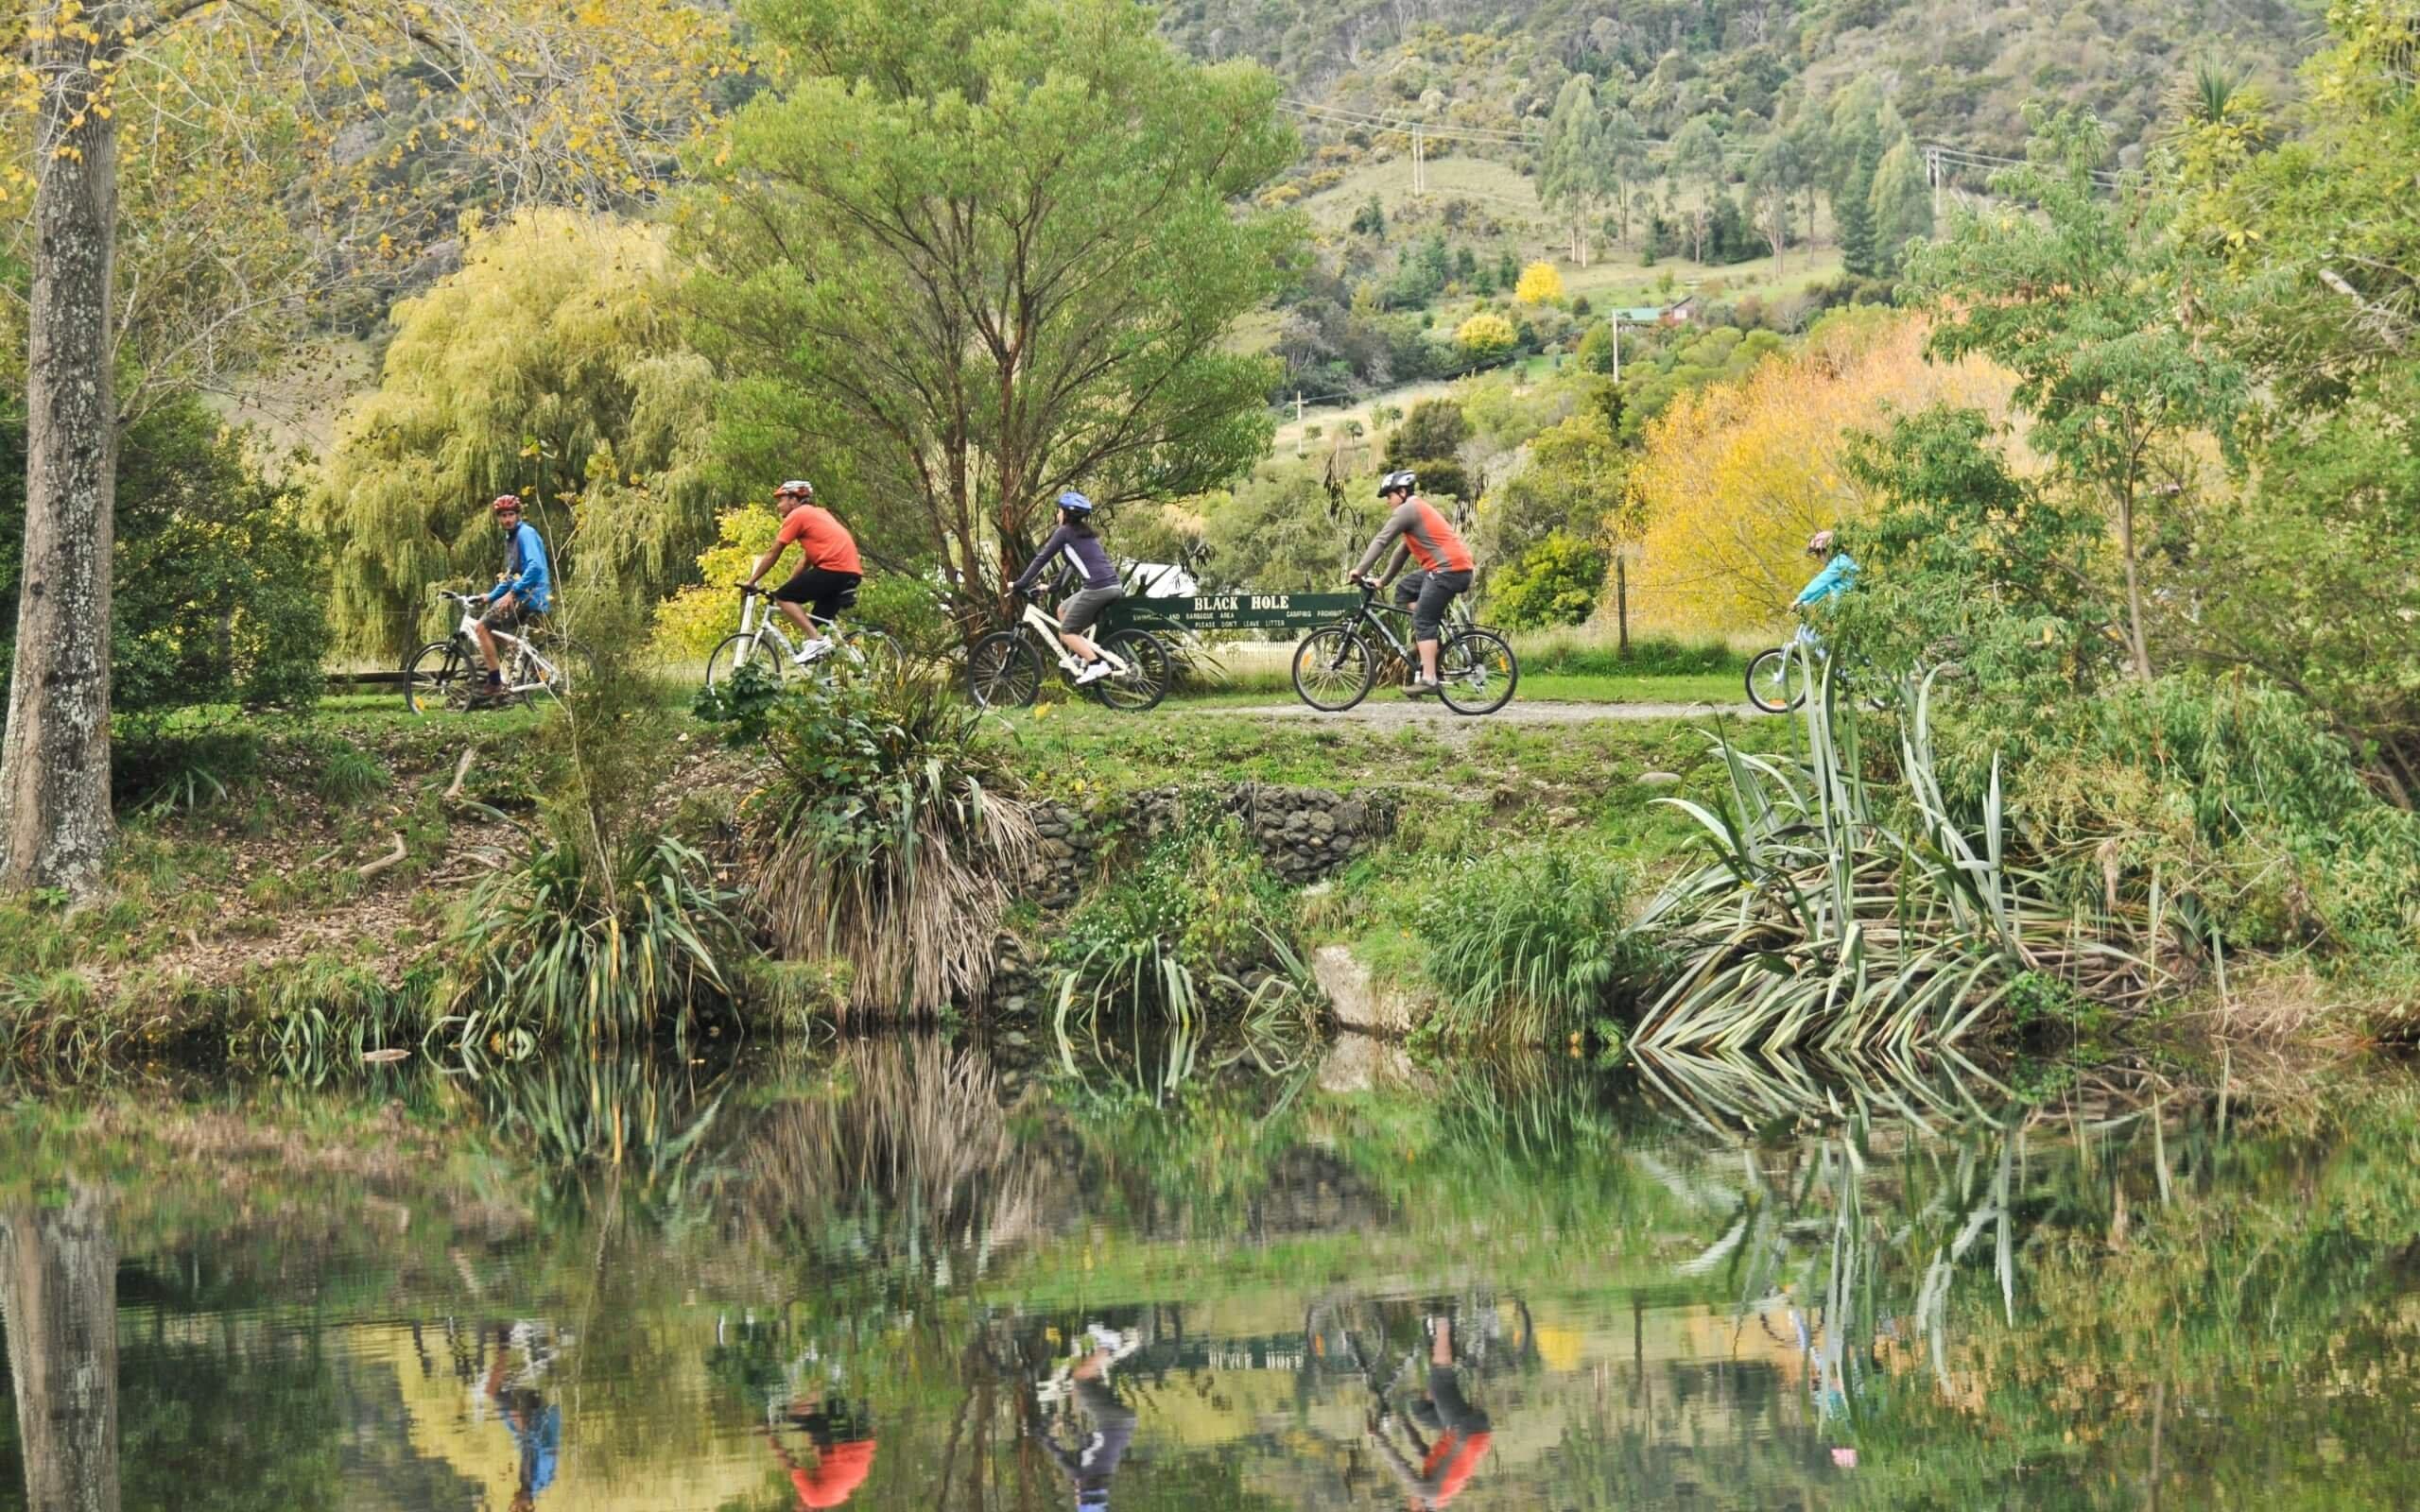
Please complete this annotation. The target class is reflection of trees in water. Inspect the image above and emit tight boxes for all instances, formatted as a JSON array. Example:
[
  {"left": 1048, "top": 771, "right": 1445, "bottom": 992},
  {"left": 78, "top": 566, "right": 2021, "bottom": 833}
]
[
  {"left": 1, "top": 1187, "right": 118, "bottom": 1512},
  {"left": 735, "top": 1037, "right": 1062, "bottom": 1268}
]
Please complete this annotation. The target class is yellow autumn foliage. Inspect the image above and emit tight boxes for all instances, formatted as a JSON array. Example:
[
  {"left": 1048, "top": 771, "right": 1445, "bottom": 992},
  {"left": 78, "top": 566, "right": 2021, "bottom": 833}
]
[
  {"left": 650, "top": 504, "right": 783, "bottom": 662},
  {"left": 1455, "top": 311, "right": 1518, "bottom": 361},
  {"left": 1514, "top": 260, "right": 1566, "bottom": 305},
  {"left": 1617, "top": 313, "right": 2016, "bottom": 639}
]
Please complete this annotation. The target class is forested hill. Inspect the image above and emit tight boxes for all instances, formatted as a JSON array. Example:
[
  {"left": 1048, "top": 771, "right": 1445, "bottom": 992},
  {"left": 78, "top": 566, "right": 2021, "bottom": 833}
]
[{"left": 1160, "top": 0, "right": 2322, "bottom": 157}]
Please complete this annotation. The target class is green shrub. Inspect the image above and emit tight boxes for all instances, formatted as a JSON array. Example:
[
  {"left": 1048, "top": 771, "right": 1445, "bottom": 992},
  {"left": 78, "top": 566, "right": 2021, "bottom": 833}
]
[
  {"left": 307, "top": 737, "right": 391, "bottom": 806},
  {"left": 851, "top": 573, "right": 953, "bottom": 661},
  {"left": 690, "top": 657, "right": 783, "bottom": 746},
  {"left": 1417, "top": 847, "right": 1652, "bottom": 1045},
  {"left": 1489, "top": 532, "right": 1607, "bottom": 629},
  {"left": 749, "top": 662, "right": 1036, "bottom": 1018},
  {"left": 112, "top": 719, "right": 265, "bottom": 815}
]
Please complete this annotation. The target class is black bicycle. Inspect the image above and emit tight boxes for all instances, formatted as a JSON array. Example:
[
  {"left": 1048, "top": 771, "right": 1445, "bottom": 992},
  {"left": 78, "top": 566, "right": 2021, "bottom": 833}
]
[{"left": 1290, "top": 580, "right": 1518, "bottom": 715}]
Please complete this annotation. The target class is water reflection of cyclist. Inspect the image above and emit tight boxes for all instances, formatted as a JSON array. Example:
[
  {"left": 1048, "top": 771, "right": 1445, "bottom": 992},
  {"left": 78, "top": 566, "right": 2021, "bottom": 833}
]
[
  {"left": 765, "top": 1394, "right": 878, "bottom": 1509},
  {"left": 1368, "top": 1315, "right": 1494, "bottom": 1509},
  {"left": 481, "top": 1323, "right": 562, "bottom": 1510},
  {"left": 1025, "top": 1326, "right": 1139, "bottom": 1509}
]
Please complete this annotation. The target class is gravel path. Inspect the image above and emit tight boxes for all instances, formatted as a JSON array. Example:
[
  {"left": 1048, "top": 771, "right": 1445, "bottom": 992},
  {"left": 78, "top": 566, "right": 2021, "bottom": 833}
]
[{"left": 1221, "top": 698, "right": 1759, "bottom": 729}]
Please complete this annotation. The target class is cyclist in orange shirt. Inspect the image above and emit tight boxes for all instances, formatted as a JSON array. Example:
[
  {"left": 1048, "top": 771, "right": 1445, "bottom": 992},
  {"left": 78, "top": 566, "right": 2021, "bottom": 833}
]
[
  {"left": 1368, "top": 1314, "right": 1493, "bottom": 1508},
  {"left": 739, "top": 480, "right": 865, "bottom": 666},
  {"left": 1348, "top": 471, "right": 1476, "bottom": 699}
]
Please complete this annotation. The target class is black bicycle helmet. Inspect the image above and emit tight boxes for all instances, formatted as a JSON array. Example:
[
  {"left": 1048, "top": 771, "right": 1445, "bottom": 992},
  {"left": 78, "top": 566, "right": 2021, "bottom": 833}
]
[{"left": 1377, "top": 469, "right": 1417, "bottom": 497}]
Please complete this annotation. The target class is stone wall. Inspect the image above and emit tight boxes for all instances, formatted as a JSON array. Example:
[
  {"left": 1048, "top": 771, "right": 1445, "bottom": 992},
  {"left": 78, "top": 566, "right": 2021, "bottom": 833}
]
[{"left": 1023, "top": 782, "right": 1399, "bottom": 904}]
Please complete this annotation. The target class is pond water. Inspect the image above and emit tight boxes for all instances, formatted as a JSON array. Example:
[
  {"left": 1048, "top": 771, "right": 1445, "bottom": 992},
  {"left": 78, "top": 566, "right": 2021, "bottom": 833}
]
[{"left": 2, "top": 1038, "right": 2417, "bottom": 1511}]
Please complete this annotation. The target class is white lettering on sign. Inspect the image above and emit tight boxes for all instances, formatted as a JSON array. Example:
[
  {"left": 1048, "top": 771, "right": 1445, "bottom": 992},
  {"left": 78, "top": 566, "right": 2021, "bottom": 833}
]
[
  {"left": 1191, "top": 595, "right": 1241, "bottom": 612},
  {"left": 1250, "top": 594, "right": 1290, "bottom": 610}
]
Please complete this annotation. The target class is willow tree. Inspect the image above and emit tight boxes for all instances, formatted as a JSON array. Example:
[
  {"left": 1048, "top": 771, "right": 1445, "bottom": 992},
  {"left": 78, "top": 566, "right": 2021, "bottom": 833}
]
[
  {"left": 685, "top": 0, "right": 1303, "bottom": 621},
  {"left": 1, "top": 0, "right": 731, "bottom": 894},
  {"left": 317, "top": 211, "right": 724, "bottom": 662}
]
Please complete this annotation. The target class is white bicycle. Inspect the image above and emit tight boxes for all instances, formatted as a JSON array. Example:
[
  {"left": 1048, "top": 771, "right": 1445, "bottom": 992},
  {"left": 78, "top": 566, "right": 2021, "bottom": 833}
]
[
  {"left": 965, "top": 593, "right": 1170, "bottom": 713},
  {"left": 402, "top": 589, "right": 581, "bottom": 713},
  {"left": 702, "top": 584, "right": 902, "bottom": 692}
]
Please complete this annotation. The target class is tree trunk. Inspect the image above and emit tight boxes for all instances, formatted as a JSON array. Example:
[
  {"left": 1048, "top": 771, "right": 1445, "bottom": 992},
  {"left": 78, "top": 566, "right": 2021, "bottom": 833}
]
[
  {"left": 2116, "top": 488, "right": 2154, "bottom": 681},
  {"left": 1, "top": 1189, "right": 121, "bottom": 1512},
  {"left": 4, "top": 20, "right": 125, "bottom": 897}
]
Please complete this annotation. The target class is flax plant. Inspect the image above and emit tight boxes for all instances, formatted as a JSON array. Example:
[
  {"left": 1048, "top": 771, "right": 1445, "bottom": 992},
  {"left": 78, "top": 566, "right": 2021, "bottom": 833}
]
[{"left": 1633, "top": 655, "right": 2163, "bottom": 1057}]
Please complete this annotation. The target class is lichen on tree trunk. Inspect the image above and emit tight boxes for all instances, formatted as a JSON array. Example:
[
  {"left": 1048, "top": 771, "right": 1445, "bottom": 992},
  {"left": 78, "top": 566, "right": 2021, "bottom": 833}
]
[{"left": 2, "top": 14, "right": 124, "bottom": 897}]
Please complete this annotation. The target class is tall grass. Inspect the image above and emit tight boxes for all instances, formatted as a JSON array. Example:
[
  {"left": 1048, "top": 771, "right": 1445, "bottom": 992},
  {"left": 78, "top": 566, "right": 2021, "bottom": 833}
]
[
  {"left": 749, "top": 662, "right": 1037, "bottom": 1018},
  {"left": 1416, "top": 847, "right": 1657, "bottom": 1046},
  {"left": 1632, "top": 660, "right": 2163, "bottom": 1057}
]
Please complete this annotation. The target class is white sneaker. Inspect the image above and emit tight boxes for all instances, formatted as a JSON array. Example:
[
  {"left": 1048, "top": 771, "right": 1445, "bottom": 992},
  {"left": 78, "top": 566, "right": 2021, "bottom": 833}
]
[
  {"left": 1074, "top": 660, "right": 1113, "bottom": 685},
  {"left": 793, "top": 637, "right": 834, "bottom": 666}
]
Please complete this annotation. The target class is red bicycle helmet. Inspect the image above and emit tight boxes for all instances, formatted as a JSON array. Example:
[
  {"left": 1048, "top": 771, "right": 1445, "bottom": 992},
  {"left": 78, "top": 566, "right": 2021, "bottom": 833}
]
[{"left": 493, "top": 494, "right": 523, "bottom": 515}]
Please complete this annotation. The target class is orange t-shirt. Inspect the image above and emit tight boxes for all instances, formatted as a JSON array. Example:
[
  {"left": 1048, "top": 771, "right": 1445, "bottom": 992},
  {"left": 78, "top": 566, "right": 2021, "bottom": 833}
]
[
  {"left": 1421, "top": 1430, "right": 1492, "bottom": 1505},
  {"left": 777, "top": 505, "right": 863, "bottom": 576},
  {"left": 790, "top": 1438, "right": 876, "bottom": 1508},
  {"left": 1402, "top": 499, "right": 1474, "bottom": 574}
]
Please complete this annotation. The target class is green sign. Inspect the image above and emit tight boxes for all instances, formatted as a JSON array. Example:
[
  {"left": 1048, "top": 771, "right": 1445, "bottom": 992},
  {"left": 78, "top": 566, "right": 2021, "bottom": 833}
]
[{"left": 1104, "top": 591, "right": 1362, "bottom": 636}]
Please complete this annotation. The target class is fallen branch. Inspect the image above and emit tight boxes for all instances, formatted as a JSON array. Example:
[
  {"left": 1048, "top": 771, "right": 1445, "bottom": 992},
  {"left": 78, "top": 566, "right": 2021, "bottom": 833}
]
[
  {"left": 443, "top": 746, "right": 476, "bottom": 802},
  {"left": 357, "top": 834, "right": 409, "bottom": 880}
]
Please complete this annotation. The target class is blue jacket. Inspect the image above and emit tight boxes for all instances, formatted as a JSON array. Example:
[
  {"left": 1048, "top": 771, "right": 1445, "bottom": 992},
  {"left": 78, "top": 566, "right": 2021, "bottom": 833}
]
[
  {"left": 1794, "top": 552, "right": 1858, "bottom": 609},
  {"left": 490, "top": 521, "right": 553, "bottom": 613}
]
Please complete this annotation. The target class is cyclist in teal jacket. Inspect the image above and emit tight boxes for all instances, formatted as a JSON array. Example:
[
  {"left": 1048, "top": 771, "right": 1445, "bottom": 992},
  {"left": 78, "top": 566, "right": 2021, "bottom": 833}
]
[{"left": 1793, "top": 529, "right": 1858, "bottom": 609}]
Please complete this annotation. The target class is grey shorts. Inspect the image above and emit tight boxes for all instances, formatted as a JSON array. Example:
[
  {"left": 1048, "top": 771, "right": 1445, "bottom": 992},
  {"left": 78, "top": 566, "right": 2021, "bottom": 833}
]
[
  {"left": 1059, "top": 586, "right": 1122, "bottom": 635},
  {"left": 1394, "top": 569, "right": 1472, "bottom": 641}
]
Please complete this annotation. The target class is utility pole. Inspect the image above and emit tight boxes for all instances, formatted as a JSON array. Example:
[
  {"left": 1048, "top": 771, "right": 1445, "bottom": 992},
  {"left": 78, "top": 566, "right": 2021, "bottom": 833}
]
[
  {"left": 1293, "top": 390, "right": 1305, "bottom": 456},
  {"left": 1411, "top": 124, "right": 1425, "bottom": 195},
  {"left": 1927, "top": 144, "right": 1943, "bottom": 223},
  {"left": 1616, "top": 553, "right": 1631, "bottom": 656}
]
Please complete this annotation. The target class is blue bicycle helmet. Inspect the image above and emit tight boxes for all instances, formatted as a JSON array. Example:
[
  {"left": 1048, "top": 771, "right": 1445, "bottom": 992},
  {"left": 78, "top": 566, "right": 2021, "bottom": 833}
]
[{"left": 1057, "top": 490, "right": 1095, "bottom": 514}]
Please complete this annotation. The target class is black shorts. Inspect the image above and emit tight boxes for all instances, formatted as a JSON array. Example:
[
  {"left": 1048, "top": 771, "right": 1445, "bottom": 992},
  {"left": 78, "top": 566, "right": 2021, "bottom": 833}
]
[
  {"left": 1393, "top": 568, "right": 1472, "bottom": 641},
  {"left": 772, "top": 566, "right": 862, "bottom": 624},
  {"left": 1058, "top": 586, "right": 1123, "bottom": 635}
]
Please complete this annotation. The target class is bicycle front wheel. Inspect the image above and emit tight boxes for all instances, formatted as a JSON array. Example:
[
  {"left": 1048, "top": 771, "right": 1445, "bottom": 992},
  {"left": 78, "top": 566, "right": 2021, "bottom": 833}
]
[
  {"left": 1745, "top": 647, "right": 1804, "bottom": 713},
  {"left": 705, "top": 632, "right": 788, "bottom": 693},
  {"left": 1091, "top": 629, "right": 1170, "bottom": 713},
  {"left": 1437, "top": 628, "right": 1518, "bottom": 715},
  {"left": 1290, "top": 626, "right": 1374, "bottom": 713},
  {"left": 403, "top": 641, "right": 469, "bottom": 714},
  {"left": 966, "top": 631, "right": 1042, "bottom": 709}
]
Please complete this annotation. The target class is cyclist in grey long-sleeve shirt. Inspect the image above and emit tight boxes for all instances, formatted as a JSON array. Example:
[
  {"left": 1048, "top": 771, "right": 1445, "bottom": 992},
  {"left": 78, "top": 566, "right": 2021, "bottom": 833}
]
[
  {"left": 1011, "top": 490, "right": 1124, "bottom": 685},
  {"left": 1349, "top": 470, "right": 1476, "bottom": 698}
]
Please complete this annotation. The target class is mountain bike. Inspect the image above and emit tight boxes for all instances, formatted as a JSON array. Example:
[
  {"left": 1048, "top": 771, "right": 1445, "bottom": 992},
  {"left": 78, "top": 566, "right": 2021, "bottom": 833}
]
[
  {"left": 702, "top": 585, "right": 901, "bottom": 692},
  {"left": 1746, "top": 622, "right": 1892, "bottom": 714},
  {"left": 1289, "top": 579, "right": 1518, "bottom": 715},
  {"left": 965, "top": 593, "right": 1171, "bottom": 712},
  {"left": 402, "top": 589, "right": 581, "bottom": 713}
]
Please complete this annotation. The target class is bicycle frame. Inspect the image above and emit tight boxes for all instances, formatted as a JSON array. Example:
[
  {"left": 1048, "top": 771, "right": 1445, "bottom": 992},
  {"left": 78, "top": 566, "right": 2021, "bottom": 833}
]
[
  {"left": 451, "top": 594, "right": 561, "bottom": 695},
  {"left": 731, "top": 588, "right": 881, "bottom": 672},
  {"left": 1016, "top": 600, "right": 1130, "bottom": 677}
]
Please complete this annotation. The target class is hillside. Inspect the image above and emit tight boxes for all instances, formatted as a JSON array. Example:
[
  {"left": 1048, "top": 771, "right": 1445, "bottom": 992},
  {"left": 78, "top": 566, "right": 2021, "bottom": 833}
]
[{"left": 1165, "top": 0, "right": 2320, "bottom": 154}]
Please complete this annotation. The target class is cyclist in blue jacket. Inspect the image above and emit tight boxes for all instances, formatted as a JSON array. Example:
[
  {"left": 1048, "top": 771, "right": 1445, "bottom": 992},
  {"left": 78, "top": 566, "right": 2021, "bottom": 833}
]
[{"left": 476, "top": 494, "right": 553, "bottom": 701}]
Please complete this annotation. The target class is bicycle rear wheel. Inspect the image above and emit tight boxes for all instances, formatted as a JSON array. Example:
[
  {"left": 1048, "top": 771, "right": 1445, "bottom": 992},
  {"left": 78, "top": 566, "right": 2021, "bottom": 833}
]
[
  {"left": 1745, "top": 647, "right": 1804, "bottom": 713},
  {"left": 966, "top": 631, "right": 1042, "bottom": 709},
  {"left": 403, "top": 641, "right": 469, "bottom": 714},
  {"left": 838, "top": 627, "right": 904, "bottom": 679},
  {"left": 1090, "top": 629, "right": 1170, "bottom": 713},
  {"left": 1290, "top": 625, "right": 1374, "bottom": 712},
  {"left": 705, "top": 632, "right": 788, "bottom": 693},
  {"left": 1437, "top": 628, "right": 1518, "bottom": 715}
]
